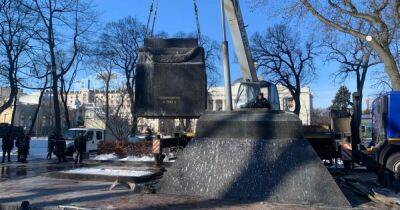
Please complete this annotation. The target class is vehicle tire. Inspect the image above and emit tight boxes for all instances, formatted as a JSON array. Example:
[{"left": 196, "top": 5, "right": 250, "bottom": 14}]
[{"left": 385, "top": 152, "right": 400, "bottom": 190}]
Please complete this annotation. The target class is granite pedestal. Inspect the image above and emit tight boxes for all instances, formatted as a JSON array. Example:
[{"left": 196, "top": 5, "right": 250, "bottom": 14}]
[{"left": 159, "top": 111, "right": 350, "bottom": 207}]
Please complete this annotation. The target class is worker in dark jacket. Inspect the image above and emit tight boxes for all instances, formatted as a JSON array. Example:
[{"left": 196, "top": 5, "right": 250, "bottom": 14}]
[
  {"left": 20, "top": 132, "right": 30, "bottom": 163},
  {"left": 254, "top": 93, "right": 272, "bottom": 109},
  {"left": 74, "top": 132, "right": 86, "bottom": 164},
  {"left": 15, "top": 133, "right": 24, "bottom": 162},
  {"left": 47, "top": 131, "right": 56, "bottom": 159},
  {"left": 2, "top": 132, "right": 14, "bottom": 163},
  {"left": 55, "top": 136, "right": 67, "bottom": 163}
]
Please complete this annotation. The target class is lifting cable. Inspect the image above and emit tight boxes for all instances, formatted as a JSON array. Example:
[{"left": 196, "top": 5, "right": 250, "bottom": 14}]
[
  {"left": 145, "top": 0, "right": 155, "bottom": 36},
  {"left": 193, "top": 0, "right": 202, "bottom": 43},
  {"left": 151, "top": 0, "right": 159, "bottom": 37},
  {"left": 146, "top": 0, "right": 202, "bottom": 41}
]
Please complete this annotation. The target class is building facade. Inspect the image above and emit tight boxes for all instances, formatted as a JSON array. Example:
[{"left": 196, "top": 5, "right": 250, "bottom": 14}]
[
  {"left": 0, "top": 87, "right": 24, "bottom": 125},
  {"left": 0, "top": 81, "right": 313, "bottom": 136},
  {"left": 207, "top": 82, "right": 313, "bottom": 125}
]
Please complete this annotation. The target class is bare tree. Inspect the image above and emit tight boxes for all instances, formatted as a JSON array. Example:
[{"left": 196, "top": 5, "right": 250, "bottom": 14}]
[
  {"left": 326, "top": 34, "right": 380, "bottom": 112},
  {"left": 251, "top": 24, "right": 316, "bottom": 115},
  {"left": 91, "top": 55, "right": 117, "bottom": 130},
  {"left": 25, "top": 0, "right": 96, "bottom": 137},
  {"left": 59, "top": 55, "right": 82, "bottom": 129},
  {"left": 311, "top": 108, "right": 331, "bottom": 126},
  {"left": 0, "top": 0, "right": 34, "bottom": 115},
  {"left": 298, "top": 0, "right": 400, "bottom": 90},
  {"left": 13, "top": 42, "right": 53, "bottom": 134},
  {"left": 99, "top": 16, "right": 146, "bottom": 134},
  {"left": 94, "top": 89, "right": 131, "bottom": 141}
]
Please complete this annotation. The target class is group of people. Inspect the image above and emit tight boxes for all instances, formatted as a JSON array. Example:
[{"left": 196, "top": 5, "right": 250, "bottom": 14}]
[
  {"left": 47, "top": 131, "right": 86, "bottom": 164},
  {"left": 1, "top": 131, "right": 30, "bottom": 163},
  {"left": 2, "top": 129, "right": 87, "bottom": 164}
]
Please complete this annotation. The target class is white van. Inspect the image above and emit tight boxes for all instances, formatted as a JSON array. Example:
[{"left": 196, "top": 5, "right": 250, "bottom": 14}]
[{"left": 64, "top": 128, "right": 109, "bottom": 153}]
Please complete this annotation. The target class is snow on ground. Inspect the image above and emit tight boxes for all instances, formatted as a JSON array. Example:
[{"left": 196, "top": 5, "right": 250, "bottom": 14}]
[
  {"left": 92, "top": 154, "right": 119, "bottom": 161},
  {"left": 92, "top": 153, "right": 176, "bottom": 163},
  {"left": 29, "top": 139, "right": 48, "bottom": 159},
  {"left": 64, "top": 168, "right": 154, "bottom": 177},
  {"left": 120, "top": 156, "right": 154, "bottom": 162}
]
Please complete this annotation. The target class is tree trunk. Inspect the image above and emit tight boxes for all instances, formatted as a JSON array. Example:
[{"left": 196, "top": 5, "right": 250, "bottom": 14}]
[
  {"left": 63, "top": 102, "right": 71, "bottom": 128},
  {"left": 60, "top": 76, "right": 71, "bottom": 129},
  {"left": 370, "top": 43, "right": 400, "bottom": 90},
  {"left": 126, "top": 81, "right": 137, "bottom": 135},
  {"left": 11, "top": 94, "right": 18, "bottom": 126},
  {"left": 61, "top": 92, "right": 71, "bottom": 129},
  {"left": 293, "top": 92, "right": 301, "bottom": 116},
  {"left": 105, "top": 82, "right": 110, "bottom": 128},
  {"left": 0, "top": 66, "right": 18, "bottom": 115},
  {"left": 29, "top": 88, "right": 46, "bottom": 135},
  {"left": 52, "top": 72, "right": 62, "bottom": 135}
]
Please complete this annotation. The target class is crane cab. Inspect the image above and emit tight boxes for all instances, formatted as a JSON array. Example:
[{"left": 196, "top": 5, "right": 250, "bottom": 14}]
[{"left": 235, "top": 80, "right": 280, "bottom": 110}]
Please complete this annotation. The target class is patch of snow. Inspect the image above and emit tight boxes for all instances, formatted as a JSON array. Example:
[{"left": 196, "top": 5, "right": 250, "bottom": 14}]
[
  {"left": 120, "top": 156, "right": 154, "bottom": 162},
  {"left": 64, "top": 168, "right": 154, "bottom": 177},
  {"left": 30, "top": 137, "right": 48, "bottom": 141},
  {"left": 29, "top": 140, "right": 48, "bottom": 159},
  {"left": 92, "top": 153, "right": 176, "bottom": 163},
  {"left": 92, "top": 153, "right": 118, "bottom": 161}
]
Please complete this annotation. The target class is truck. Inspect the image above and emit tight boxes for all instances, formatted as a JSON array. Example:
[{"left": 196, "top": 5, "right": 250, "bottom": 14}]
[
  {"left": 331, "top": 92, "right": 400, "bottom": 188},
  {"left": 369, "top": 91, "right": 400, "bottom": 187}
]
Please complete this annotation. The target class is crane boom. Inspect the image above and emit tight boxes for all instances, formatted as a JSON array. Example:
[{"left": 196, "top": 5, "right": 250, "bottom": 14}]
[{"left": 223, "top": 0, "right": 258, "bottom": 82}]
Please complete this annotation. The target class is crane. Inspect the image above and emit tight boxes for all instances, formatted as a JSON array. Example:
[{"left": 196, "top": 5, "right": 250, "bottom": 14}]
[
  {"left": 221, "top": 0, "right": 280, "bottom": 110},
  {"left": 136, "top": 2, "right": 349, "bottom": 207}
]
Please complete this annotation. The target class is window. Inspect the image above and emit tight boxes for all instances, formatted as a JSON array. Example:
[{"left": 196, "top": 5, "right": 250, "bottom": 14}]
[
  {"left": 283, "top": 97, "right": 295, "bottom": 112},
  {"left": 96, "top": 131, "right": 103, "bottom": 140},
  {"left": 86, "top": 131, "right": 93, "bottom": 141}
]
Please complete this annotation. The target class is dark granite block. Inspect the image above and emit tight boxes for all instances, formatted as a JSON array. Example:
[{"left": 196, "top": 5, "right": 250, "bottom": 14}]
[
  {"left": 158, "top": 111, "right": 351, "bottom": 207},
  {"left": 134, "top": 38, "right": 206, "bottom": 118}
]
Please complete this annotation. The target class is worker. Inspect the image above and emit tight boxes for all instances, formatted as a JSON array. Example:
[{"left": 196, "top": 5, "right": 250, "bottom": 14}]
[
  {"left": 47, "top": 131, "right": 57, "bottom": 159},
  {"left": 15, "top": 132, "right": 24, "bottom": 162},
  {"left": 55, "top": 136, "right": 67, "bottom": 163},
  {"left": 145, "top": 128, "right": 153, "bottom": 141},
  {"left": 20, "top": 132, "right": 30, "bottom": 163},
  {"left": 74, "top": 131, "right": 86, "bottom": 164},
  {"left": 2, "top": 132, "right": 14, "bottom": 163},
  {"left": 254, "top": 93, "right": 272, "bottom": 109}
]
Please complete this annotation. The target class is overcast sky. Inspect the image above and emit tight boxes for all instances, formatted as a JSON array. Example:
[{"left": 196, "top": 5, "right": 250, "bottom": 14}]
[{"left": 83, "top": 0, "right": 385, "bottom": 108}]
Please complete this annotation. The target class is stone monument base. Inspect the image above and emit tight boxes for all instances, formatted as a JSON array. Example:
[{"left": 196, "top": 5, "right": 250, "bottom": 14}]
[{"left": 158, "top": 111, "right": 350, "bottom": 207}]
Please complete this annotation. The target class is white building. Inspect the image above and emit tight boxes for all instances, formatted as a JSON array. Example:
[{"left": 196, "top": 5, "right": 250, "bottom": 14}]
[{"left": 207, "top": 81, "right": 313, "bottom": 125}]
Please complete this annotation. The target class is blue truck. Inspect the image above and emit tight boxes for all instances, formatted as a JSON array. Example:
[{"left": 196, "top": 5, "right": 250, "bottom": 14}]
[{"left": 370, "top": 91, "right": 400, "bottom": 187}]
